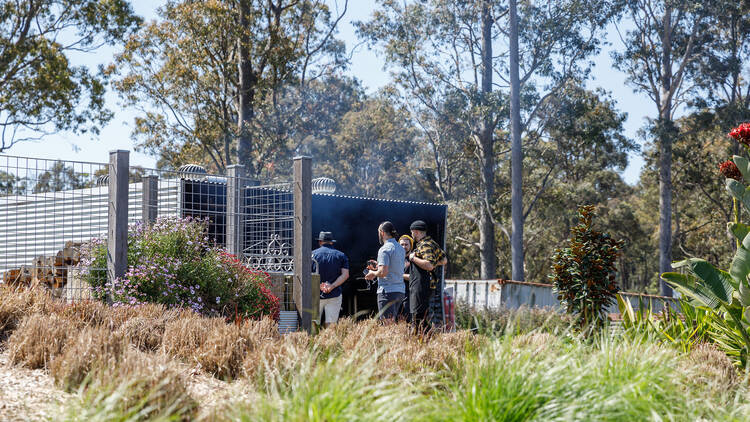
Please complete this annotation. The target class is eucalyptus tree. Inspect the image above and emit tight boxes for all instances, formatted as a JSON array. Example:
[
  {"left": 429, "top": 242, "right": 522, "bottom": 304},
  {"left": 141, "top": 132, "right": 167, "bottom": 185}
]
[
  {"left": 110, "top": 0, "right": 347, "bottom": 175},
  {"left": 358, "top": 0, "right": 616, "bottom": 280},
  {"left": 613, "top": 0, "right": 713, "bottom": 295},
  {"left": 0, "top": 0, "right": 140, "bottom": 151}
]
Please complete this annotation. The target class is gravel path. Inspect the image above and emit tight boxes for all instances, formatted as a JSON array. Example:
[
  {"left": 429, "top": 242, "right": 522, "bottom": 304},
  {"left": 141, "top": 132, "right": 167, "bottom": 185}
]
[{"left": 0, "top": 350, "right": 72, "bottom": 422}]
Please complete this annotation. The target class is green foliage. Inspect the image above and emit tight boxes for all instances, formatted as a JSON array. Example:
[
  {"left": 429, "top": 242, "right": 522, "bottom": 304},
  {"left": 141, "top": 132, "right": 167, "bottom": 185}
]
[
  {"left": 550, "top": 205, "right": 623, "bottom": 328},
  {"left": 109, "top": 0, "right": 346, "bottom": 175},
  {"left": 618, "top": 295, "right": 712, "bottom": 354},
  {"left": 0, "top": 0, "right": 140, "bottom": 151},
  {"left": 79, "top": 217, "right": 279, "bottom": 320},
  {"left": 454, "top": 301, "right": 573, "bottom": 337}
]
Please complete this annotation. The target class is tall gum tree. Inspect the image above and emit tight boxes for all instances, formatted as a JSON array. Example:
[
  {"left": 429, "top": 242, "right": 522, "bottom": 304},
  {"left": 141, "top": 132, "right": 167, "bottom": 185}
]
[
  {"left": 110, "top": 0, "right": 347, "bottom": 175},
  {"left": 613, "top": 0, "right": 710, "bottom": 296},
  {"left": 0, "top": 0, "right": 140, "bottom": 151},
  {"left": 358, "top": 0, "right": 616, "bottom": 280}
]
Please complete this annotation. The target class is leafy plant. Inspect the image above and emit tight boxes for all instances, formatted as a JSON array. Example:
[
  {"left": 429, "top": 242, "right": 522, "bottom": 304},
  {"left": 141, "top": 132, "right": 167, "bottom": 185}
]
[
  {"left": 661, "top": 124, "right": 750, "bottom": 366},
  {"left": 617, "top": 295, "right": 711, "bottom": 354},
  {"left": 78, "top": 217, "right": 279, "bottom": 320},
  {"left": 549, "top": 205, "right": 623, "bottom": 329}
]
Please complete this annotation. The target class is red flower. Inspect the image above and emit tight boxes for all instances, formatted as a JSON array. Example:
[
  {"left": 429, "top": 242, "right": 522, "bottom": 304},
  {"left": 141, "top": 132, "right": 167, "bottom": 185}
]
[
  {"left": 729, "top": 123, "right": 750, "bottom": 146},
  {"left": 719, "top": 160, "right": 743, "bottom": 181}
]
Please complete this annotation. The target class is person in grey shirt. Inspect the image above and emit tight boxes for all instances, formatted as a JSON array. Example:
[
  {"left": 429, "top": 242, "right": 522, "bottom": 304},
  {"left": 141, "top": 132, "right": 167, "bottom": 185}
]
[{"left": 364, "top": 221, "right": 405, "bottom": 321}]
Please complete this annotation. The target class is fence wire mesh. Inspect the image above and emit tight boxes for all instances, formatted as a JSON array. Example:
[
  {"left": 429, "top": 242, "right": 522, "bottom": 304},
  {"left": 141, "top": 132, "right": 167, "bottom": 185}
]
[
  {"left": 1, "top": 155, "right": 295, "bottom": 305},
  {"left": 0, "top": 155, "right": 111, "bottom": 298}
]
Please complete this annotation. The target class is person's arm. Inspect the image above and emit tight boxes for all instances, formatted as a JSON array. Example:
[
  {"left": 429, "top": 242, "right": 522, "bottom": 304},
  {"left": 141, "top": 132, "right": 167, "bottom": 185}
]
[
  {"left": 365, "top": 246, "right": 390, "bottom": 280},
  {"left": 330, "top": 268, "right": 349, "bottom": 289},
  {"left": 409, "top": 253, "right": 435, "bottom": 272}
]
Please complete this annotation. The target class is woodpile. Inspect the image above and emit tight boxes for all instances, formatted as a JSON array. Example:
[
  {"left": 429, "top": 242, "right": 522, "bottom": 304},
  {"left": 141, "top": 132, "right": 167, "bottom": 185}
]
[{"left": 2, "top": 241, "right": 82, "bottom": 290}]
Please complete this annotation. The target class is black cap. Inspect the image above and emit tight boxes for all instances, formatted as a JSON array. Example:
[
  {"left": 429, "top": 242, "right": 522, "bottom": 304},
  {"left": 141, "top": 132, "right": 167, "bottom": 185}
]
[
  {"left": 409, "top": 220, "right": 427, "bottom": 231},
  {"left": 317, "top": 231, "right": 336, "bottom": 242}
]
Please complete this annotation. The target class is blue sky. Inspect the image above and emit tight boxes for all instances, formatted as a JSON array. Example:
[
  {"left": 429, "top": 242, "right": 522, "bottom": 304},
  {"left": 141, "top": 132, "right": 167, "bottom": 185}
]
[{"left": 6, "top": 0, "right": 657, "bottom": 184}]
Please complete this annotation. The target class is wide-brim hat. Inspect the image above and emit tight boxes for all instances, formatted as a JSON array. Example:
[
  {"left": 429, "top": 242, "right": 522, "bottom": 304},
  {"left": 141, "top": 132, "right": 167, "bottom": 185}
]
[{"left": 317, "top": 231, "right": 336, "bottom": 242}]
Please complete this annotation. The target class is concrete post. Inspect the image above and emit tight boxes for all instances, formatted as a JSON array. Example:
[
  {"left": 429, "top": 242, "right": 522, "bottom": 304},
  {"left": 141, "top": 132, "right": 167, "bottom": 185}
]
[
  {"left": 293, "top": 156, "right": 314, "bottom": 332},
  {"left": 142, "top": 175, "right": 158, "bottom": 223},
  {"left": 227, "top": 165, "right": 246, "bottom": 257},
  {"left": 108, "top": 150, "right": 129, "bottom": 294}
]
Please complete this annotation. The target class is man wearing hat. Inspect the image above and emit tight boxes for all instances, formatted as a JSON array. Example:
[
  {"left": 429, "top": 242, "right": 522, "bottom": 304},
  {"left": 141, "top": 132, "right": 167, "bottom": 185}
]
[
  {"left": 312, "top": 231, "right": 349, "bottom": 327},
  {"left": 408, "top": 220, "right": 447, "bottom": 333}
]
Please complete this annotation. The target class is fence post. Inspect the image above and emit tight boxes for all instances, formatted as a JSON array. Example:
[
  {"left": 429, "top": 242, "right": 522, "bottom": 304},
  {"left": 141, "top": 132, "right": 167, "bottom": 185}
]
[
  {"left": 226, "top": 164, "right": 246, "bottom": 257},
  {"left": 293, "top": 156, "right": 313, "bottom": 332},
  {"left": 142, "top": 175, "right": 158, "bottom": 223},
  {"left": 108, "top": 150, "right": 129, "bottom": 295}
]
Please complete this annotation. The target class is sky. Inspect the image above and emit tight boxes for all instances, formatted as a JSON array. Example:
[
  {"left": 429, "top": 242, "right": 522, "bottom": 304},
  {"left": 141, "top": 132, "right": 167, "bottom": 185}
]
[{"left": 5, "top": 1, "right": 658, "bottom": 185}]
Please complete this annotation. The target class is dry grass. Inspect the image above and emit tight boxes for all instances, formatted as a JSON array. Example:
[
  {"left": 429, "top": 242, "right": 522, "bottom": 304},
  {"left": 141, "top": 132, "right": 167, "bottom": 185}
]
[
  {"left": 7, "top": 313, "right": 74, "bottom": 369},
  {"left": 679, "top": 342, "right": 742, "bottom": 397},
  {"left": 50, "top": 326, "right": 128, "bottom": 391},
  {"left": 161, "top": 314, "right": 225, "bottom": 360},
  {"left": 65, "top": 349, "right": 198, "bottom": 421},
  {"left": 0, "top": 286, "right": 56, "bottom": 340}
]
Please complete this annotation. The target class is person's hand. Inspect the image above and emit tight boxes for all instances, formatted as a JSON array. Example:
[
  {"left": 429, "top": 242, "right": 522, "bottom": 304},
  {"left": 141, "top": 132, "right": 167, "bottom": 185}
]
[
  {"left": 320, "top": 282, "right": 332, "bottom": 293},
  {"left": 409, "top": 252, "right": 416, "bottom": 261},
  {"left": 364, "top": 271, "right": 376, "bottom": 281}
]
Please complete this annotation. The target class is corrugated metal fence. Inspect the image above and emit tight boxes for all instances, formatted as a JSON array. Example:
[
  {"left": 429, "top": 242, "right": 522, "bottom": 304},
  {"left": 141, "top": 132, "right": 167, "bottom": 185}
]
[{"left": 447, "top": 279, "right": 679, "bottom": 314}]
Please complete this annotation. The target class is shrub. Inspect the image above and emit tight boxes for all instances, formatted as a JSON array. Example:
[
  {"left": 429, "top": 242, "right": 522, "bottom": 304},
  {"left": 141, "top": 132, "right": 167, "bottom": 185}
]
[
  {"left": 549, "top": 205, "right": 622, "bottom": 329},
  {"left": 79, "top": 217, "right": 279, "bottom": 320}
]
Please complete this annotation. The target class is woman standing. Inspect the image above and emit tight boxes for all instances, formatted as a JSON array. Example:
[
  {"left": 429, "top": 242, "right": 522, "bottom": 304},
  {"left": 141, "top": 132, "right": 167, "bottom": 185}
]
[{"left": 398, "top": 234, "right": 414, "bottom": 322}]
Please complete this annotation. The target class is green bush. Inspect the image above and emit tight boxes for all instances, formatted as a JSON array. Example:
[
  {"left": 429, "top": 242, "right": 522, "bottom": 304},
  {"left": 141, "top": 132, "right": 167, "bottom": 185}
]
[
  {"left": 78, "top": 217, "right": 279, "bottom": 320},
  {"left": 549, "top": 205, "right": 622, "bottom": 329}
]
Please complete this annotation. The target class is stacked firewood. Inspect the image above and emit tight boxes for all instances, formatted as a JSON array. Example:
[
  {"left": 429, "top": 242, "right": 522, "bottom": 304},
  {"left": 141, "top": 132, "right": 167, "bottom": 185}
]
[{"left": 2, "top": 241, "right": 81, "bottom": 289}]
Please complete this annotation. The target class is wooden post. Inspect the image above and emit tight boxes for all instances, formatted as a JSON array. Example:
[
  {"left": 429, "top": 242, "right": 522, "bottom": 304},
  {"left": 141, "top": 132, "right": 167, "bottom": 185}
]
[
  {"left": 108, "top": 150, "right": 129, "bottom": 294},
  {"left": 293, "top": 156, "right": 314, "bottom": 332},
  {"left": 226, "top": 165, "right": 245, "bottom": 257},
  {"left": 142, "top": 175, "right": 158, "bottom": 223}
]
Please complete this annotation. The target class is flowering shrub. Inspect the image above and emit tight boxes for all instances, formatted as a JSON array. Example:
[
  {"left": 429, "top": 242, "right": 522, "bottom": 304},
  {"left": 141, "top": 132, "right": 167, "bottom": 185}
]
[{"left": 78, "top": 217, "right": 279, "bottom": 320}]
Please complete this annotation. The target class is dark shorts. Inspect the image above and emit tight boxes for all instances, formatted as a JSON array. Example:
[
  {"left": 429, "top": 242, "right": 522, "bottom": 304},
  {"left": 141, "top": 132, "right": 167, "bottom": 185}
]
[{"left": 377, "top": 291, "right": 405, "bottom": 320}]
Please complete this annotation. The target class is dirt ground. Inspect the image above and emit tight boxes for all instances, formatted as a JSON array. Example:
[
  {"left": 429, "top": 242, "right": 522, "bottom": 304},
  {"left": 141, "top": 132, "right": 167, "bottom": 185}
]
[
  {"left": 0, "top": 349, "right": 255, "bottom": 421},
  {"left": 0, "top": 350, "right": 71, "bottom": 422}
]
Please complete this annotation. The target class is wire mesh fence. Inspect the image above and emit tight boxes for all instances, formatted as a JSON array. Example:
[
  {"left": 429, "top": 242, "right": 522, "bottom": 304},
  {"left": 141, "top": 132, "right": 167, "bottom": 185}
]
[
  {"left": 0, "top": 154, "right": 296, "bottom": 306},
  {"left": 0, "top": 155, "right": 111, "bottom": 298}
]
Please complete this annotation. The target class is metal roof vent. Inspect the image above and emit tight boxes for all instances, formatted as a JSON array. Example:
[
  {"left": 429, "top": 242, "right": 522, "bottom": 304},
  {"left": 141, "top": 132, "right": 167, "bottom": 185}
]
[
  {"left": 312, "top": 177, "right": 336, "bottom": 194},
  {"left": 177, "top": 164, "right": 208, "bottom": 180},
  {"left": 95, "top": 174, "right": 109, "bottom": 187}
]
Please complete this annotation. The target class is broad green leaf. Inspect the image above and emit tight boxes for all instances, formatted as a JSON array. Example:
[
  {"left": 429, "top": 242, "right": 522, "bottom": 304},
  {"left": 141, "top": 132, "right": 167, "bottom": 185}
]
[
  {"left": 728, "top": 222, "right": 750, "bottom": 244},
  {"left": 687, "top": 260, "right": 733, "bottom": 304},
  {"left": 617, "top": 294, "right": 635, "bottom": 325},
  {"left": 734, "top": 155, "right": 750, "bottom": 181},
  {"left": 661, "top": 272, "right": 722, "bottom": 309},
  {"left": 733, "top": 245, "right": 750, "bottom": 287},
  {"left": 740, "top": 277, "right": 750, "bottom": 307},
  {"left": 727, "top": 179, "right": 745, "bottom": 201}
]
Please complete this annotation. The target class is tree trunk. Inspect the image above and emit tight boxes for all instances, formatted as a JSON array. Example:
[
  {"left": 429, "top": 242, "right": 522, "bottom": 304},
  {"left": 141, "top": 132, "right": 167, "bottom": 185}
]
[
  {"left": 479, "top": 1, "right": 496, "bottom": 280},
  {"left": 237, "top": 0, "right": 254, "bottom": 170},
  {"left": 658, "top": 6, "right": 673, "bottom": 297},
  {"left": 509, "top": 0, "right": 524, "bottom": 281}
]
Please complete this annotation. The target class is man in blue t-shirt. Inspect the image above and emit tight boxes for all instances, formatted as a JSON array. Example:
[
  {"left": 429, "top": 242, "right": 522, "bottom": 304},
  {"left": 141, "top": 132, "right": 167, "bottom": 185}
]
[
  {"left": 364, "top": 221, "right": 405, "bottom": 321},
  {"left": 312, "top": 231, "right": 349, "bottom": 327}
]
